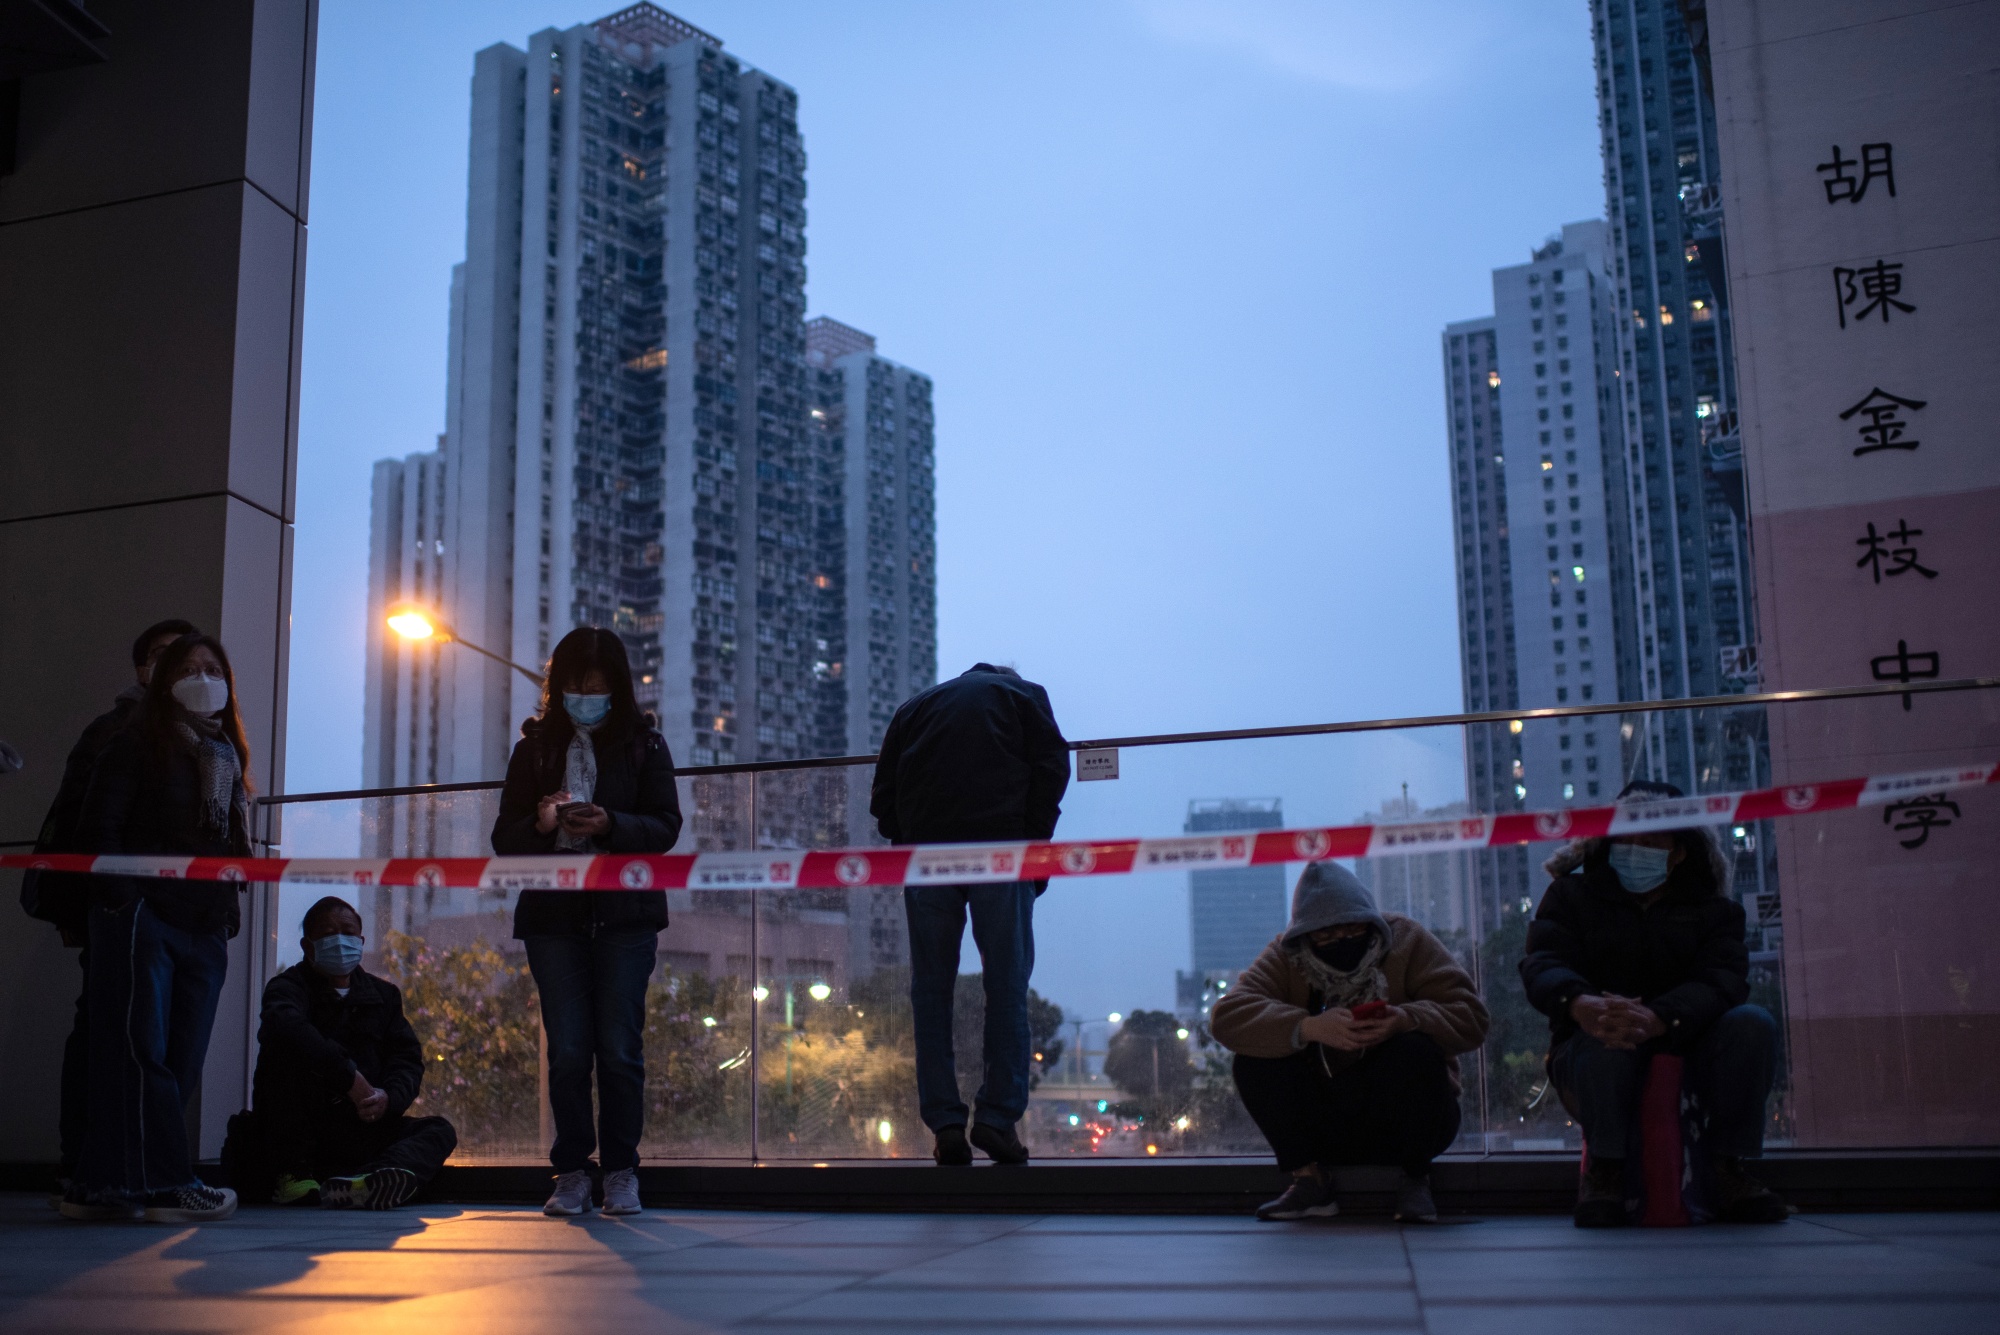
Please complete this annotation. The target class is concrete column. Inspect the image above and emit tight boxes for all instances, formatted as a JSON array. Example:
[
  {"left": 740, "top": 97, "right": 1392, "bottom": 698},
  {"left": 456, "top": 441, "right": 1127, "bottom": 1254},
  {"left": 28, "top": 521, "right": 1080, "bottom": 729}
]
[{"left": 0, "top": 0, "right": 317, "bottom": 1163}]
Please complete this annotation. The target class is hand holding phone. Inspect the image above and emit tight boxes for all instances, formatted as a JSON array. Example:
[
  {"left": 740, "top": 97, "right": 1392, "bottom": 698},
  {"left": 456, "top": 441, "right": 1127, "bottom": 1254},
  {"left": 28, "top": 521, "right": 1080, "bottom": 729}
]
[{"left": 1350, "top": 1000, "right": 1388, "bottom": 1021}]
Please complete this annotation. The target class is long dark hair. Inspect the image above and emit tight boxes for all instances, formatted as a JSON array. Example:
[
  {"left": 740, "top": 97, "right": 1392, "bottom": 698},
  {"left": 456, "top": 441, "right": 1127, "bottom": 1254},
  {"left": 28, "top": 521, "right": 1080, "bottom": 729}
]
[
  {"left": 533, "top": 627, "right": 645, "bottom": 750},
  {"left": 137, "top": 633, "right": 254, "bottom": 792}
]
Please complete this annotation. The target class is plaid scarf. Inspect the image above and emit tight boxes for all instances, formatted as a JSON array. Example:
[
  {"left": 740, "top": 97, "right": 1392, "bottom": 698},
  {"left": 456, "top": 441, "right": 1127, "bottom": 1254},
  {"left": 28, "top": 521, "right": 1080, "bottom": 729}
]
[
  {"left": 1289, "top": 930, "right": 1388, "bottom": 1012},
  {"left": 172, "top": 716, "right": 240, "bottom": 838}
]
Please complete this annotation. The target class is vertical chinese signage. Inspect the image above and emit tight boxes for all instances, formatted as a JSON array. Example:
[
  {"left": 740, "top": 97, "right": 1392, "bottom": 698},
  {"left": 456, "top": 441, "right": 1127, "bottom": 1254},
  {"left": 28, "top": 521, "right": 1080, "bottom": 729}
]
[{"left": 1711, "top": 0, "right": 2000, "bottom": 1146}]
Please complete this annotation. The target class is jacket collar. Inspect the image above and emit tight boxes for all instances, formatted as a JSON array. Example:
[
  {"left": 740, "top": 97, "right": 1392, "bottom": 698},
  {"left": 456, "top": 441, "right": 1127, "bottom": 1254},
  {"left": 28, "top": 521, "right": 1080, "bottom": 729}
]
[{"left": 287, "top": 960, "right": 385, "bottom": 1003}]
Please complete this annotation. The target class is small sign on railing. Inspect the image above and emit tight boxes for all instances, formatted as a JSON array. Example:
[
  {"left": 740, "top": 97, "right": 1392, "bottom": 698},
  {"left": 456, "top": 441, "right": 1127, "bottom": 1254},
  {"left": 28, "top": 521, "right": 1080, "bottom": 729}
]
[{"left": 1076, "top": 748, "right": 1120, "bottom": 782}]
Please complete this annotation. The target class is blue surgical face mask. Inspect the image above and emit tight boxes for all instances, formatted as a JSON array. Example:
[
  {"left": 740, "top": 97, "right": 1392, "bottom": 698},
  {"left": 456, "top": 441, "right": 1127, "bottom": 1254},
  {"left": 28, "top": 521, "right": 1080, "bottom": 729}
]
[
  {"left": 309, "top": 933, "right": 364, "bottom": 976},
  {"left": 563, "top": 692, "right": 612, "bottom": 728},
  {"left": 1608, "top": 843, "right": 1673, "bottom": 895}
]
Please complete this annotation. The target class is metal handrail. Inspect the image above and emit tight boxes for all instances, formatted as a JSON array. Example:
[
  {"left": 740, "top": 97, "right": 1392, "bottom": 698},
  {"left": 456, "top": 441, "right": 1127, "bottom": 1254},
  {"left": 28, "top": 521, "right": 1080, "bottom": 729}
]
[{"left": 254, "top": 674, "right": 1999, "bottom": 807}]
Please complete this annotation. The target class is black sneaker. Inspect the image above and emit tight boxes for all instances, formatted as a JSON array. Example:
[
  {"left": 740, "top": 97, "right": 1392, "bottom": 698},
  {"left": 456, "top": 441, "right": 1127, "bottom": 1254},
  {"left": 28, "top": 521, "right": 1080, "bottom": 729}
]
[
  {"left": 142, "top": 1182, "right": 237, "bottom": 1223},
  {"left": 1257, "top": 1173, "right": 1338, "bottom": 1221},
  {"left": 323, "top": 1167, "right": 419, "bottom": 1211},
  {"left": 1713, "top": 1157, "right": 1789, "bottom": 1224},
  {"left": 1574, "top": 1157, "right": 1627, "bottom": 1229},
  {"left": 969, "top": 1122, "right": 1030, "bottom": 1165},
  {"left": 1393, "top": 1171, "right": 1438, "bottom": 1224},
  {"left": 933, "top": 1124, "right": 973, "bottom": 1166},
  {"left": 57, "top": 1185, "right": 142, "bottom": 1222}
]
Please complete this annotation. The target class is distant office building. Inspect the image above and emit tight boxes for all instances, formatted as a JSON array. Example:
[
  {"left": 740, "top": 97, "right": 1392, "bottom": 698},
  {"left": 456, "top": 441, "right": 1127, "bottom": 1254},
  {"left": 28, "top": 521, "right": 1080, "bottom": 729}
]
[
  {"left": 1593, "top": 0, "right": 1760, "bottom": 790},
  {"left": 805, "top": 315, "right": 938, "bottom": 760},
  {"left": 1182, "top": 798, "right": 1286, "bottom": 974},
  {"left": 1350, "top": 794, "right": 1475, "bottom": 939},
  {"left": 364, "top": 5, "right": 825, "bottom": 789}
]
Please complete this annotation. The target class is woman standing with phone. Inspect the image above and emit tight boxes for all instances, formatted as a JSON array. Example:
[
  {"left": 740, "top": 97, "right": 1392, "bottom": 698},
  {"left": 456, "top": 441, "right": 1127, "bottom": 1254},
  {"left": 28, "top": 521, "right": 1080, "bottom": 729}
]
[{"left": 492, "top": 628, "right": 682, "bottom": 1217}]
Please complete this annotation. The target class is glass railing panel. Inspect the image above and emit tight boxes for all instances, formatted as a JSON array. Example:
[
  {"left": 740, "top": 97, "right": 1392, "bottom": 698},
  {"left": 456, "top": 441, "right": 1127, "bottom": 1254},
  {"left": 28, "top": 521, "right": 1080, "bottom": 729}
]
[{"left": 253, "top": 680, "right": 1997, "bottom": 1162}]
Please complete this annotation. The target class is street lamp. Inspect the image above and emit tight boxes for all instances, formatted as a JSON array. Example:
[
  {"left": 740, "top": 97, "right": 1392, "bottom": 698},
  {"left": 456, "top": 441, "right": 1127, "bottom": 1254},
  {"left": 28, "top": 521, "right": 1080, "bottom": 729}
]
[{"left": 385, "top": 603, "right": 543, "bottom": 685}]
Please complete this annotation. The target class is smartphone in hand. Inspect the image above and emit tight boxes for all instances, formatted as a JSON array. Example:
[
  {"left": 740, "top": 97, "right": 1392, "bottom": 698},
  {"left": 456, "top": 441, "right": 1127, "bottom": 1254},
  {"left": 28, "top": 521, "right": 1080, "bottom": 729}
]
[
  {"left": 1350, "top": 1000, "right": 1389, "bottom": 1021},
  {"left": 555, "top": 802, "right": 590, "bottom": 822}
]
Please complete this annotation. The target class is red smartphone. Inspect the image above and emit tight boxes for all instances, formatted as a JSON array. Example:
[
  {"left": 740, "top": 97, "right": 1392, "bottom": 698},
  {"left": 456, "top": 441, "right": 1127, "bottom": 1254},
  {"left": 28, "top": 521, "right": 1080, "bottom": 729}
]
[{"left": 1350, "top": 1001, "right": 1388, "bottom": 1021}]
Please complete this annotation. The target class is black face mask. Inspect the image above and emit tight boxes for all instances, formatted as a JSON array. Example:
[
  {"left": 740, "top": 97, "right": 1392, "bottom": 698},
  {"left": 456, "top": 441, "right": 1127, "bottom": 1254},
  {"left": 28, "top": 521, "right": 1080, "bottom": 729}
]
[{"left": 1312, "top": 931, "right": 1374, "bottom": 972}]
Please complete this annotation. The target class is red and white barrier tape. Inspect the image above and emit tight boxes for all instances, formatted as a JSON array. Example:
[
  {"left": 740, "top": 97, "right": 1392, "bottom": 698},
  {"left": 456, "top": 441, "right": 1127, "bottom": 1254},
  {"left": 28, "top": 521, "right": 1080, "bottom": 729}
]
[{"left": 5, "top": 763, "right": 1992, "bottom": 893}]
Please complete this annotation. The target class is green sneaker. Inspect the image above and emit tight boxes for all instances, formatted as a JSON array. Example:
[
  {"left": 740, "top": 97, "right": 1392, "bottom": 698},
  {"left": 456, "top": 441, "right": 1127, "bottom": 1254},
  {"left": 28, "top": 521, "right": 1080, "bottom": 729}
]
[
  {"left": 271, "top": 1174, "right": 321, "bottom": 1206},
  {"left": 322, "top": 1167, "right": 418, "bottom": 1211}
]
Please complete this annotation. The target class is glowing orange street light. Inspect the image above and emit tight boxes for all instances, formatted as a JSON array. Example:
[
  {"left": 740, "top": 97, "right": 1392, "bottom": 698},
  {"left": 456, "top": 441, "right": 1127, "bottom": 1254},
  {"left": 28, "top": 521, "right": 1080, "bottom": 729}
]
[{"left": 385, "top": 603, "right": 543, "bottom": 685}]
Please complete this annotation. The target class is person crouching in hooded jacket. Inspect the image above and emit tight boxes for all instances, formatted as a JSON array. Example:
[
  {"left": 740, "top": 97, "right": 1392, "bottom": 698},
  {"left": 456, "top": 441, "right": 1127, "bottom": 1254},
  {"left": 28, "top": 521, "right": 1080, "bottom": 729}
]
[
  {"left": 1211, "top": 862, "right": 1488, "bottom": 1224},
  {"left": 1519, "top": 778, "right": 1788, "bottom": 1228},
  {"left": 224, "top": 896, "right": 457, "bottom": 1209}
]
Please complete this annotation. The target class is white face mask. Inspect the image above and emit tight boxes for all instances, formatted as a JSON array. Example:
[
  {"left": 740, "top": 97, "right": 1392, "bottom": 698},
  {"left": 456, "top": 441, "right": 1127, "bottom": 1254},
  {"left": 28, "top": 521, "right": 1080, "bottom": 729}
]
[{"left": 171, "top": 672, "right": 230, "bottom": 717}]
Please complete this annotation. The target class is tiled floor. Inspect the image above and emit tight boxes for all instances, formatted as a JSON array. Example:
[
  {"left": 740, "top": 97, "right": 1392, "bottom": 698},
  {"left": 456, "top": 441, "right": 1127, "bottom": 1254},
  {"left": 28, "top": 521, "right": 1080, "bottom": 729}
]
[{"left": 2, "top": 1193, "right": 1996, "bottom": 1333}]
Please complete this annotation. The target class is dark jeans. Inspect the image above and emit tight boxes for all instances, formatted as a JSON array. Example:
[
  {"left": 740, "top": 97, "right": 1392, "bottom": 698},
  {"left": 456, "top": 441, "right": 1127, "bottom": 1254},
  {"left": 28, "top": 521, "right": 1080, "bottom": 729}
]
[
  {"left": 524, "top": 931, "right": 656, "bottom": 1173},
  {"left": 1232, "top": 1032, "right": 1461, "bottom": 1176},
  {"left": 904, "top": 881, "right": 1035, "bottom": 1132},
  {"left": 59, "top": 944, "right": 88, "bottom": 1179},
  {"left": 1551, "top": 1003, "right": 1778, "bottom": 1161},
  {"left": 77, "top": 899, "right": 229, "bottom": 1199},
  {"left": 267, "top": 1109, "right": 457, "bottom": 1185}
]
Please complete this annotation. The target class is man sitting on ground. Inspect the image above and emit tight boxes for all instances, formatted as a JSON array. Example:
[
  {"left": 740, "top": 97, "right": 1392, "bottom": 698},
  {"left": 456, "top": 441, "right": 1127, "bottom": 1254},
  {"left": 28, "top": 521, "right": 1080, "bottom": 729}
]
[
  {"left": 228, "top": 896, "right": 456, "bottom": 1208},
  {"left": 1212, "top": 863, "right": 1489, "bottom": 1223},
  {"left": 1520, "top": 779, "right": 1788, "bottom": 1227}
]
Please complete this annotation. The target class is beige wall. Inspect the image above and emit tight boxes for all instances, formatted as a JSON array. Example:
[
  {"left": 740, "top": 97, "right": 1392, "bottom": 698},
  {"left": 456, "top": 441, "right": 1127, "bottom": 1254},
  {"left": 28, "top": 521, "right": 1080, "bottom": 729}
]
[{"left": 0, "top": 0, "right": 317, "bottom": 1163}]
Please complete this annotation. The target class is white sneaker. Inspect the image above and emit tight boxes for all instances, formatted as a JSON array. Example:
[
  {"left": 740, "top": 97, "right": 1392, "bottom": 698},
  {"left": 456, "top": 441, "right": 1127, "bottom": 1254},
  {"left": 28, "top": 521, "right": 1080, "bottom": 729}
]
[
  {"left": 601, "top": 1167, "right": 642, "bottom": 1216},
  {"left": 544, "top": 1169, "right": 593, "bottom": 1216}
]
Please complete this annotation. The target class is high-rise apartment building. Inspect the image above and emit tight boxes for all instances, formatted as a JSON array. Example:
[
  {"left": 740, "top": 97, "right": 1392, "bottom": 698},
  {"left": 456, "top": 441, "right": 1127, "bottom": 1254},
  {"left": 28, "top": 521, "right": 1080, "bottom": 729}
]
[
  {"left": 364, "top": 442, "right": 448, "bottom": 789},
  {"left": 1592, "top": 0, "right": 1759, "bottom": 792},
  {"left": 1444, "top": 220, "right": 1635, "bottom": 923},
  {"left": 1492, "top": 221, "right": 1642, "bottom": 810},
  {"left": 805, "top": 316, "right": 938, "bottom": 760},
  {"left": 365, "top": 6, "right": 844, "bottom": 788},
  {"left": 1441, "top": 315, "right": 1530, "bottom": 926}
]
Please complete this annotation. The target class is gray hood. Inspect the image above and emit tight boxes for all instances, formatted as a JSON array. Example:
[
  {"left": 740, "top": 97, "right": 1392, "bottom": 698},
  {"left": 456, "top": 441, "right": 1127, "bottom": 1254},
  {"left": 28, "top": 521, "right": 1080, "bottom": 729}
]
[{"left": 1281, "top": 861, "right": 1390, "bottom": 945}]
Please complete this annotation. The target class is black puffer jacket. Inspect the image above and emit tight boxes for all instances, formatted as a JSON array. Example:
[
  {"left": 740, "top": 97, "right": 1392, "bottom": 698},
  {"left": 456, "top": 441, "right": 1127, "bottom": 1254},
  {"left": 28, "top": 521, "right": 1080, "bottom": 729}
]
[
  {"left": 23, "top": 688, "right": 140, "bottom": 934},
  {"left": 75, "top": 724, "right": 250, "bottom": 937},
  {"left": 493, "top": 717, "right": 683, "bottom": 937},
  {"left": 1519, "top": 846, "right": 1749, "bottom": 1057},
  {"left": 870, "top": 664, "right": 1070, "bottom": 845},
  {"left": 253, "top": 963, "right": 425, "bottom": 1120}
]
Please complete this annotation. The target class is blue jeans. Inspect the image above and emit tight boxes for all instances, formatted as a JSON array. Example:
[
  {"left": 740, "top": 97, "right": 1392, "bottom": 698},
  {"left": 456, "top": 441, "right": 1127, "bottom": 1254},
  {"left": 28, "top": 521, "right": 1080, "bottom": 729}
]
[
  {"left": 1552, "top": 1003, "right": 1779, "bottom": 1160},
  {"left": 904, "top": 882, "right": 1036, "bottom": 1132},
  {"left": 524, "top": 932, "right": 657, "bottom": 1173},
  {"left": 77, "top": 899, "right": 228, "bottom": 1199}
]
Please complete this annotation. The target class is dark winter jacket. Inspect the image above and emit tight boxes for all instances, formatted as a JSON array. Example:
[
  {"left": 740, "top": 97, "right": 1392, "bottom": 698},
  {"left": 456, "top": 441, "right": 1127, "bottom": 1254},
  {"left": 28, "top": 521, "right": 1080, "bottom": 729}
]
[
  {"left": 74, "top": 723, "right": 250, "bottom": 937},
  {"left": 253, "top": 963, "right": 425, "bottom": 1123},
  {"left": 1519, "top": 848, "right": 1749, "bottom": 1057},
  {"left": 493, "top": 716, "right": 683, "bottom": 937},
  {"left": 870, "top": 664, "right": 1070, "bottom": 846},
  {"left": 22, "top": 686, "right": 141, "bottom": 935}
]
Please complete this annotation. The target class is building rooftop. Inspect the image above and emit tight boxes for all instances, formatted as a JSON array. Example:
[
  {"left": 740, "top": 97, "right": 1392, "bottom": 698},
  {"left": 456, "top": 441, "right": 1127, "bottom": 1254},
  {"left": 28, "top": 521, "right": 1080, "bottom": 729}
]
[
  {"left": 593, "top": 4, "right": 720, "bottom": 53},
  {"left": 805, "top": 315, "right": 878, "bottom": 367},
  {"left": 4, "top": 1193, "right": 1994, "bottom": 1332}
]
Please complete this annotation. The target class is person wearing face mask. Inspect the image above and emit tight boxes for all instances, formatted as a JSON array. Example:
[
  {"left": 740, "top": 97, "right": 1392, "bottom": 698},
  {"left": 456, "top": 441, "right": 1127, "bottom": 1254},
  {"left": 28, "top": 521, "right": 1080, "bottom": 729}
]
[
  {"left": 492, "top": 627, "right": 682, "bottom": 1218},
  {"left": 1521, "top": 778, "right": 1787, "bottom": 1227},
  {"left": 64, "top": 634, "right": 252, "bottom": 1222},
  {"left": 1211, "top": 862, "right": 1489, "bottom": 1224},
  {"left": 19, "top": 618, "right": 198, "bottom": 1204},
  {"left": 223, "top": 897, "right": 456, "bottom": 1209}
]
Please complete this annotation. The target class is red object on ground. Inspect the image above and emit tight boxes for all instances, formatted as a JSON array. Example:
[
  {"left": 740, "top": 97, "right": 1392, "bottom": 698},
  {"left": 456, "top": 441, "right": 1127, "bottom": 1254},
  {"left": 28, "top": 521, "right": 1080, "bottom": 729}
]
[
  {"left": 1638, "top": 1055, "right": 1689, "bottom": 1227},
  {"left": 1578, "top": 1052, "right": 1689, "bottom": 1227}
]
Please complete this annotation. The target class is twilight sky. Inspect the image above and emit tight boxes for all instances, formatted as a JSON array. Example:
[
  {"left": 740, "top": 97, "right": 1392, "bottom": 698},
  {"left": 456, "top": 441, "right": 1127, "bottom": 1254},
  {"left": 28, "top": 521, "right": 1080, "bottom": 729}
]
[{"left": 290, "top": 0, "right": 1606, "bottom": 1015}]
